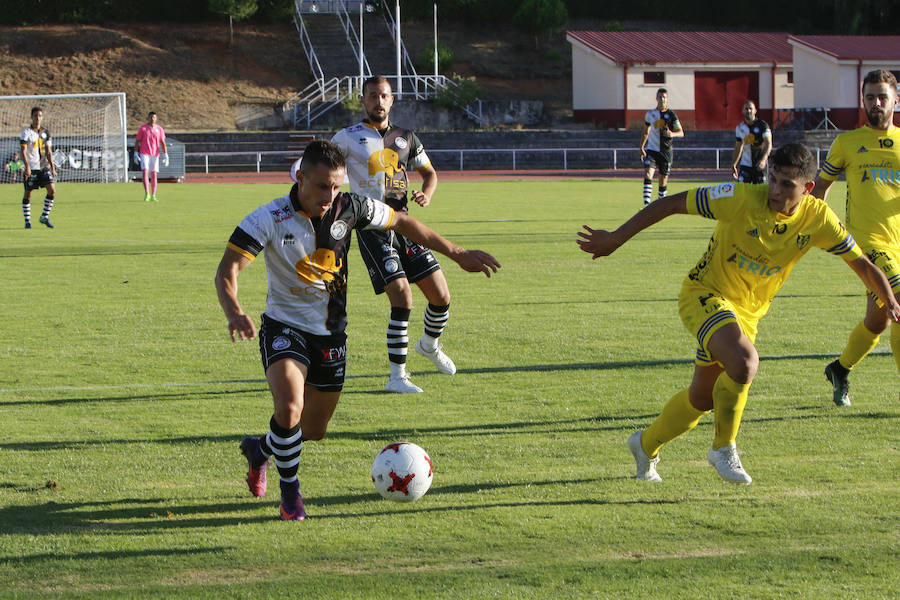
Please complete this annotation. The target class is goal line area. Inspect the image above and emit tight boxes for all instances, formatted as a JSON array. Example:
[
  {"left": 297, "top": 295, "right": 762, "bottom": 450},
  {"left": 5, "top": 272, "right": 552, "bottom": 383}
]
[{"left": 0, "top": 92, "right": 128, "bottom": 183}]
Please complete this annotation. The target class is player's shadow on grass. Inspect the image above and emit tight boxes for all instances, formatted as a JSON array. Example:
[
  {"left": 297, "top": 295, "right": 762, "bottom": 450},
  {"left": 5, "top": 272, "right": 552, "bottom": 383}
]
[
  {"left": 3, "top": 349, "right": 889, "bottom": 406},
  {"left": 510, "top": 292, "right": 859, "bottom": 307},
  {"left": 305, "top": 480, "right": 684, "bottom": 521},
  {"left": 324, "top": 411, "right": 662, "bottom": 441},
  {"left": 3, "top": 405, "right": 892, "bottom": 453},
  {"left": 0, "top": 386, "right": 270, "bottom": 407},
  {"left": 0, "top": 475, "right": 680, "bottom": 540},
  {"left": 0, "top": 496, "right": 287, "bottom": 539},
  {"left": 394, "top": 349, "right": 890, "bottom": 379},
  {"left": 0, "top": 411, "right": 661, "bottom": 451},
  {"left": 3, "top": 546, "right": 230, "bottom": 566}
]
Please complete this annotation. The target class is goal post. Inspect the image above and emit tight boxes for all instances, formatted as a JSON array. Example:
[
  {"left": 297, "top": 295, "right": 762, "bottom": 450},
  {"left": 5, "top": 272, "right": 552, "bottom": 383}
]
[{"left": 0, "top": 92, "right": 128, "bottom": 183}]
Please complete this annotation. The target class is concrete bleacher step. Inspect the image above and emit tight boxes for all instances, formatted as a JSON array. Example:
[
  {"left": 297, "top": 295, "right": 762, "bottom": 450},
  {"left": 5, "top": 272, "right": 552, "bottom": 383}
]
[
  {"left": 301, "top": 14, "right": 361, "bottom": 79},
  {"left": 359, "top": 13, "right": 402, "bottom": 76},
  {"left": 299, "top": 12, "right": 411, "bottom": 80}
]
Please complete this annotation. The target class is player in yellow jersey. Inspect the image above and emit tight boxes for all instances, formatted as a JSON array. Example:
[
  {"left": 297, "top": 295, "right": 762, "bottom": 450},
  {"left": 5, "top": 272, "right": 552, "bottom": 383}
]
[
  {"left": 813, "top": 69, "right": 900, "bottom": 406},
  {"left": 577, "top": 143, "right": 900, "bottom": 484}
]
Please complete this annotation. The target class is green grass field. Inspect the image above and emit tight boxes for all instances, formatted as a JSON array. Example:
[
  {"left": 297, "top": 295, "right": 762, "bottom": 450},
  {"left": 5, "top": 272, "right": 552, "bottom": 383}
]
[{"left": 1, "top": 178, "right": 897, "bottom": 599}]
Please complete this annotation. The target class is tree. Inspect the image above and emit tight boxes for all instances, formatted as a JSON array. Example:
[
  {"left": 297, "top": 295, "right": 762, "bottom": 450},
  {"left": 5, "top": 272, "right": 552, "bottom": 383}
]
[
  {"left": 513, "top": 0, "right": 568, "bottom": 48},
  {"left": 208, "top": 0, "right": 258, "bottom": 46}
]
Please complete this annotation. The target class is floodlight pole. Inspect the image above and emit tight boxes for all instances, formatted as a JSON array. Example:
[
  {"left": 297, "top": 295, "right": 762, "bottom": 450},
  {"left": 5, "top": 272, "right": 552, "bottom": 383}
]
[
  {"left": 395, "top": 0, "right": 402, "bottom": 98},
  {"left": 359, "top": 2, "right": 364, "bottom": 87},
  {"left": 433, "top": 3, "right": 438, "bottom": 79}
]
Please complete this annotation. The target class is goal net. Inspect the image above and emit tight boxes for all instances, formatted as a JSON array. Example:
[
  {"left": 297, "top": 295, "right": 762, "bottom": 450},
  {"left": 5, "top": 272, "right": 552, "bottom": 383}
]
[{"left": 0, "top": 93, "right": 128, "bottom": 183}]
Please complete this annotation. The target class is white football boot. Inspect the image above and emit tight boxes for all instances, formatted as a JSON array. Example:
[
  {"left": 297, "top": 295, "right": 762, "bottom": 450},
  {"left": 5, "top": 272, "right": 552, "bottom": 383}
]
[
  {"left": 385, "top": 374, "right": 423, "bottom": 393},
  {"left": 414, "top": 339, "right": 457, "bottom": 375},
  {"left": 627, "top": 431, "right": 662, "bottom": 482},
  {"left": 708, "top": 444, "right": 752, "bottom": 484}
]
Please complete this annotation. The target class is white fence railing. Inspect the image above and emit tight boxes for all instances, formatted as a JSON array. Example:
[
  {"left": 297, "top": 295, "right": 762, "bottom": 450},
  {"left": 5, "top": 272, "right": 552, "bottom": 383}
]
[{"left": 185, "top": 147, "right": 825, "bottom": 174}]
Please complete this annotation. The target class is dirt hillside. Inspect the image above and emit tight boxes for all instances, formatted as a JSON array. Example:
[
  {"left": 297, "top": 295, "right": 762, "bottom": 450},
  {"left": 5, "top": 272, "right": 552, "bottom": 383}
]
[{"left": 0, "top": 19, "right": 579, "bottom": 132}]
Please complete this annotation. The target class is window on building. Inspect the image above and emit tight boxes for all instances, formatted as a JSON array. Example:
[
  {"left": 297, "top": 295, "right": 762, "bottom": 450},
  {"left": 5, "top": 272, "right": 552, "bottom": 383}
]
[
  {"left": 786, "top": 71, "right": 794, "bottom": 84},
  {"left": 643, "top": 71, "right": 665, "bottom": 85}
]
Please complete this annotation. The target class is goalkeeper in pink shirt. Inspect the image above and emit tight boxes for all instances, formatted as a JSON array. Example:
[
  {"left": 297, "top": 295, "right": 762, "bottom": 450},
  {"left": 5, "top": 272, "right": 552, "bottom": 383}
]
[{"left": 134, "top": 111, "right": 168, "bottom": 202}]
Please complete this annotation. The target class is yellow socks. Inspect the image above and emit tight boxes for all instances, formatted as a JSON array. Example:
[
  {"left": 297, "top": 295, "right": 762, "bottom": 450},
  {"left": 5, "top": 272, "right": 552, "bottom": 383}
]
[
  {"left": 891, "top": 323, "right": 900, "bottom": 375},
  {"left": 712, "top": 373, "right": 751, "bottom": 450},
  {"left": 642, "top": 389, "right": 708, "bottom": 458},
  {"left": 839, "top": 321, "right": 881, "bottom": 371}
]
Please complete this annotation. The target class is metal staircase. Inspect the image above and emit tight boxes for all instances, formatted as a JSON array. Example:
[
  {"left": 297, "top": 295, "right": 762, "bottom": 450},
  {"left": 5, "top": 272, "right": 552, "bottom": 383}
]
[{"left": 285, "top": 0, "right": 483, "bottom": 128}]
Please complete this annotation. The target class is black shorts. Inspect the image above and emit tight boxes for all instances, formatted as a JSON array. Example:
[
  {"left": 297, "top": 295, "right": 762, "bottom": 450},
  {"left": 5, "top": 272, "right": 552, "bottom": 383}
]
[
  {"left": 24, "top": 167, "right": 54, "bottom": 191},
  {"left": 643, "top": 149, "right": 672, "bottom": 176},
  {"left": 737, "top": 165, "right": 767, "bottom": 184},
  {"left": 258, "top": 314, "right": 347, "bottom": 392},
  {"left": 356, "top": 227, "right": 442, "bottom": 295}
]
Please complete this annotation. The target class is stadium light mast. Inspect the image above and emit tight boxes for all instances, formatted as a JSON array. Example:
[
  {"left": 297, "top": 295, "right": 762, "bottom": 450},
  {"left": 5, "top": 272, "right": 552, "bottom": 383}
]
[
  {"left": 395, "top": 0, "right": 402, "bottom": 98},
  {"left": 359, "top": 2, "right": 364, "bottom": 87},
  {"left": 433, "top": 3, "right": 438, "bottom": 79}
]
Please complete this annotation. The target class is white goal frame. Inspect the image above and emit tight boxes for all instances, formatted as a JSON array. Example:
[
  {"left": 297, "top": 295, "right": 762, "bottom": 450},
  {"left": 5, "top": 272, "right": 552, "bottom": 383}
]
[{"left": 0, "top": 92, "right": 128, "bottom": 183}]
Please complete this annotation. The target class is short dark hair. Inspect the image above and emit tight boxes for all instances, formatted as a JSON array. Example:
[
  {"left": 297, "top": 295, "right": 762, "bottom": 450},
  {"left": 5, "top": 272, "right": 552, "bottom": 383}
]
[
  {"left": 770, "top": 143, "right": 817, "bottom": 181},
  {"left": 862, "top": 69, "right": 898, "bottom": 90},
  {"left": 300, "top": 140, "right": 346, "bottom": 174},
  {"left": 148, "top": 111, "right": 157, "bottom": 117},
  {"left": 657, "top": 88, "right": 668, "bottom": 96},
  {"left": 362, "top": 75, "right": 392, "bottom": 96},
  {"left": 31, "top": 106, "right": 42, "bottom": 116}
]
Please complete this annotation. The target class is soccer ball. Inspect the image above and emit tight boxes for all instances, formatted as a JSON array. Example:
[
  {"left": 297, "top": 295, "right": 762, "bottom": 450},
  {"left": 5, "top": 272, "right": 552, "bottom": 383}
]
[{"left": 371, "top": 442, "right": 433, "bottom": 502}]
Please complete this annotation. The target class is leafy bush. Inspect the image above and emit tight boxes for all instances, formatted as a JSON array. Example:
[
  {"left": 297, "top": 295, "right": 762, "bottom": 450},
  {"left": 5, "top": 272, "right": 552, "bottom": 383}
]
[
  {"left": 340, "top": 94, "right": 363, "bottom": 114},
  {"left": 434, "top": 74, "right": 481, "bottom": 110},
  {"left": 543, "top": 48, "right": 563, "bottom": 65},
  {"left": 418, "top": 42, "right": 455, "bottom": 74}
]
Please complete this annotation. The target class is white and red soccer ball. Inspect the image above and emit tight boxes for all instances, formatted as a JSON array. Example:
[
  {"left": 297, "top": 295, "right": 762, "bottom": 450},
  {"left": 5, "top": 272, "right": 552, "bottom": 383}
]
[{"left": 371, "top": 442, "right": 433, "bottom": 502}]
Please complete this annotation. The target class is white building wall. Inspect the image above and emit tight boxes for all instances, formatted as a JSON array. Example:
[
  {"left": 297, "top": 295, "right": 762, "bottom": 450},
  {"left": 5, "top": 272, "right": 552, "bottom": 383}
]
[
  {"left": 774, "top": 69, "right": 794, "bottom": 109},
  {"left": 627, "top": 67, "right": 694, "bottom": 110},
  {"left": 569, "top": 37, "right": 798, "bottom": 113},
  {"left": 570, "top": 44, "right": 623, "bottom": 110},
  {"left": 792, "top": 46, "right": 843, "bottom": 108}
]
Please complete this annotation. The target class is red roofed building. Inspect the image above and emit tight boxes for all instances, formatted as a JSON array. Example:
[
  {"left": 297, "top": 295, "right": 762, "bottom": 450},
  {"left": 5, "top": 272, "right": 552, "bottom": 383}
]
[
  {"left": 567, "top": 31, "right": 794, "bottom": 130},
  {"left": 788, "top": 36, "right": 900, "bottom": 129}
]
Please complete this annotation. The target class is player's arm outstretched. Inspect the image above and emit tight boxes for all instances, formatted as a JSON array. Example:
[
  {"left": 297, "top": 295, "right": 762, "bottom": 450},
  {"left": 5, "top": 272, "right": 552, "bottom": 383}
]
[
  {"left": 390, "top": 211, "right": 501, "bottom": 277},
  {"left": 846, "top": 255, "right": 900, "bottom": 322},
  {"left": 214, "top": 248, "right": 258, "bottom": 341},
  {"left": 578, "top": 191, "right": 689, "bottom": 259}
]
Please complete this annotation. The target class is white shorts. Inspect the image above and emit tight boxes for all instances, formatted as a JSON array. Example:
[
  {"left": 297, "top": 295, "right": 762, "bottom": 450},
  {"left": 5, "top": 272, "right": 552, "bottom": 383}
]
[{"left": 139, "top": 153, "right": 159, "bottom": 173}]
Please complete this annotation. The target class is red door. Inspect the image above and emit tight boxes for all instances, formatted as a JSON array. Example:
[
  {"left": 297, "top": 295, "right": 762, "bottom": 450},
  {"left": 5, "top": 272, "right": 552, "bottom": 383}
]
[{"left": 694, "top": 71, "right": 759, "bottom": 130}]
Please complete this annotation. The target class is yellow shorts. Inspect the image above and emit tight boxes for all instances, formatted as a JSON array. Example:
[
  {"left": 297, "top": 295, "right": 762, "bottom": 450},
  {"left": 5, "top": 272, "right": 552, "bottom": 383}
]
[
  {"left": 864, "top": 246, "right": 900, "bottom": 305},
  {"left": 678, "top": 280, "right": 758, "bottom": 366}
]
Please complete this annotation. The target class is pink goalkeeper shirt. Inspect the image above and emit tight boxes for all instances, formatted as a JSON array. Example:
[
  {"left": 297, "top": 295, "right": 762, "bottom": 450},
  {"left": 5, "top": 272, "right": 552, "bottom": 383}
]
[{"left": 136, "top": 123, "right": 166, "bottom": 156}]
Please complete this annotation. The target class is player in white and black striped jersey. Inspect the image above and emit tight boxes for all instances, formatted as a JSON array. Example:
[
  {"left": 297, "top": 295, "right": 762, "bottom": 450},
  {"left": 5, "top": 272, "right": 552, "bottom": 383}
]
[
  {"left": 216, "top": 140, "right": 500, "bottom": 520},
  {"left": 332, "top": 76, "right": 461, "bottom": 394},
  {"left": 639, "top": 89, "right": 683, "bottom": 206},
  {"left": 20, "top": 106, "right": 58, "bottom": 229},
  {"left": 731, "top": 100, "right": 772, "bottom": 184}
]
